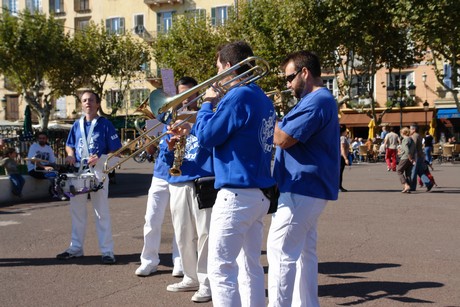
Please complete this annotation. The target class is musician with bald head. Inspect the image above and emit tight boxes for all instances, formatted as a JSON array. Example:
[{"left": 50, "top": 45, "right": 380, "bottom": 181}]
[{"left": 56, "top": 90, "right": 121, "bottom": 265}]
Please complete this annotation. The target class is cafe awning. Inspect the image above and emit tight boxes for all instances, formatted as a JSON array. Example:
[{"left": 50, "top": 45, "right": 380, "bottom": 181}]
[
  {"left": 340, "top": 111, "right": 434, "bottom": 127},
  {"left": 437, "top": 108, "right": 460, "bottom": 119}
]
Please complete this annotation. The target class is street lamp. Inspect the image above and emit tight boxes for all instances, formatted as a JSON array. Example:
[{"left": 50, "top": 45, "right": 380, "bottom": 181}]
[
  {"left": 422, "top": 72, "right": 429, "bottom": 130},
  {"left": 423, "top": 100, "right": 429, "bottom": 130}
]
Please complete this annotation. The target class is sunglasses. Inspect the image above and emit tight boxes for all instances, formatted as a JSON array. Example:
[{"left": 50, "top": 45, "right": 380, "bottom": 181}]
[{"left": 285, "top": 68, "right": 303, "bottom": 83}]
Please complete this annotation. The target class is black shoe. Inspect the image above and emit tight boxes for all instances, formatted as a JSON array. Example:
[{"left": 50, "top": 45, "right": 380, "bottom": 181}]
[
  {"left": 426, "top": 184, "right": 433, "bottom": 192},
  {"left": 339, "top": 187, "right": 348, "bottom": 192},
  {"left": 56, "top": 250, "right": 83, "bottom": 260},
  {"left": 101, "top": 253, "right": 116, "bottom": 264}
]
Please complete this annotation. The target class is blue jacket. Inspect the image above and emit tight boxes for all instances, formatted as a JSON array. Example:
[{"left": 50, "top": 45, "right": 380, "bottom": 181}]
[
  {"left": 195, "top": 83, "right": 276, "bottom": 189},
  {"left": 162, "top": 124, "right": 214, "bottom": 183}
]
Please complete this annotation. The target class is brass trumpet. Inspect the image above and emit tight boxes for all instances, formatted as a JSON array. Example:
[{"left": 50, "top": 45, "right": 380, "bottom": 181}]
[{"left": 103, "top": 56, "right": 270, "bottom": 175}]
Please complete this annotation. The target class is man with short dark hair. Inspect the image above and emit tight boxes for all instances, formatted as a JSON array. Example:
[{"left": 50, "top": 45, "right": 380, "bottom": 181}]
[
  {"left": 27, "top": 132, "right": 56, "bottom": 179},
  {"left": 195, "top": 41, "right": 276, "bottom": 306},
  {"left": 267, "top": 50, "right": 340, "bottom": 307}
]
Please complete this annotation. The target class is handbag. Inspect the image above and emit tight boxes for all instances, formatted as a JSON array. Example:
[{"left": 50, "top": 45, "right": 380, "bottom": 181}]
[
  {"left": 260, "top": 185, "right": 280, "bottom": 214},
  {"left": 194, "top": 176, "right": 219, "bottom": 209}
]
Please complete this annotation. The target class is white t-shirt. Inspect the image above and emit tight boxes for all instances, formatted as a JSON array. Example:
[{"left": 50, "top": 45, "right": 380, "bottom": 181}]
[{"left": 27, "top": 143, "right": 56, "bottom": 171}]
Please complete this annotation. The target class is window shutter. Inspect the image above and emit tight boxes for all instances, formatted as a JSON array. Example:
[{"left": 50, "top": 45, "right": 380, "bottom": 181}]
[
  {"left": 443, "top": 63, "right": 452, "bottom": 88},
  {"left": 120, "top": 17, "right": 125, "bottom": 34},
  {"left": 135, "top": 14, "right": 144, "bottom": 27},
  {"left": 211, "top": 7, "right": 216, "bottom": 26},
  {"left": 157, "top": 13, "right": 161, "bottom": 33},
  {"left": 26, "top": 0, "right": 33, "bottom": 10},
  {"left": 105, "top": 19, "right": 111, "bottom": 33}
]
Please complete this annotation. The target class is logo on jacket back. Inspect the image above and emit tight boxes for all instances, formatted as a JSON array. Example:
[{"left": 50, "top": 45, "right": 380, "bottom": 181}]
[{"left": 259, "top": 112, "right": 276, "bottom": 153}]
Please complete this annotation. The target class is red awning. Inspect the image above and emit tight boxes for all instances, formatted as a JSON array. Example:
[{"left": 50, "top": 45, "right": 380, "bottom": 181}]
[{"left": 340, "top": 111, "right": 434, "bottom": 127}]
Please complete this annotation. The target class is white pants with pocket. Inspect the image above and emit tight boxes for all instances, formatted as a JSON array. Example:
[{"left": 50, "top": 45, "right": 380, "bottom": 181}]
[
  {"left": 67, "top": 169, "right": 113, "bottom": 255},
  {"left": 208, "top": 187, "right": 269, "bottom": 307},
  {"left": 267, "top": 192, "right": 327, "bottom": 307},
  {"left": 140, "top": 176, "right": 180, "bottom": 267},
  {"left": 169, "top": 181, "right": 211, "bottom": 290}
]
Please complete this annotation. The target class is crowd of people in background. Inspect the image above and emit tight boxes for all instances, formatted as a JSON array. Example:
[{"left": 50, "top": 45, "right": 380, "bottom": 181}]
[{"left": 342, "top": 123, "right": 439, "bottom": 195}]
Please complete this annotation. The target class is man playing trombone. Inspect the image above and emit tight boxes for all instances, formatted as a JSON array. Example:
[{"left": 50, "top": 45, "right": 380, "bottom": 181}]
[{"left": 193, "top": 41, "right": 277, "bottom": 307}]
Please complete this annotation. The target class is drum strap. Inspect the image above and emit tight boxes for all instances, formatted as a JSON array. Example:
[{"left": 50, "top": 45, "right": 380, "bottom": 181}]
[{"left": 79, "top": 116, "right": 99, "bottom": 159}]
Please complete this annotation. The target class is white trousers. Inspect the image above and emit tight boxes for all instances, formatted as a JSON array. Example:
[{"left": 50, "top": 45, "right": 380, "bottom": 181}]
[
  {"left": 169, "top": 181, "right": 211, "bottom": 289},
  {"left": 140, "top": 176, "right": 180, "bottom": 267},
  {"left": 208, "top": 188, "right": 269, "bottom": 307},
  {"left": 267, "top": 192, "right": 327, "bottom": 307},
  {"left": 68, "top": 169, "right": 113, "bottom": 255}
]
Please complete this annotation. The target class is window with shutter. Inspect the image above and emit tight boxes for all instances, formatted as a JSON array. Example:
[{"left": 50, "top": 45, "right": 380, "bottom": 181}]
[{"left": 134, "top": 14, "right": 144, "bottom": 34}]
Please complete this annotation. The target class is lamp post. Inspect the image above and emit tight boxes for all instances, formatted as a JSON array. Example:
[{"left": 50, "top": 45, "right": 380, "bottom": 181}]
[
  {"left": 423, "top": 100, "right": 429, "bottom": 130},
  {"left": 422, "top": 72, "right": 429, "bottom": 131}
]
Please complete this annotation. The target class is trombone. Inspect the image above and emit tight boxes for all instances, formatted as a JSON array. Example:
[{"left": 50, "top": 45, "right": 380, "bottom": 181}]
[
  {"left": 266, "top": 89, "right": 293, "bottom": 97},
  {"left": 103, "top": 56, "right": 270, "bottom": 175}
]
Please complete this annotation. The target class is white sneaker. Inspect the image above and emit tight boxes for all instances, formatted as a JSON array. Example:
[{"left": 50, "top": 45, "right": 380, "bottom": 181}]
[
  {"left": 135, "top": 264, "right": 157, "bottom": 276},
  {"left": 191, "top": 288, "right": 212, "bottom": 303},
  {"left": 167, "top": 280, "right": 199, "bottom": 292},
  {"left": 172, "top": 266, "right": 184, "bottom": 277}
]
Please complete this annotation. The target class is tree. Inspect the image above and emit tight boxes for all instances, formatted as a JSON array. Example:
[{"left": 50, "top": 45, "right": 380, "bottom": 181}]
[
  {"left": 406, "top": 0, "right": 460, "bottom": 111},
  {"left": 0, "top": 10, "right": 71, "bottom": 130},
  {"left": 101, "top": 33, "right": 151, "bottom": 115},
  {"left": 223, "top": 0, "right": 330, "bottom": 113},
  {"left": 153, "top": 14, "right": 224, "bottom": 83},
  {"left": 323, "top": 0, "right": 418, "bottom": 128},
  {"left": 227, "top": 0, "right": 328, "bottom": 87},
  {"left": 52, "top": 22, "right": 151, "bottom": 116}
]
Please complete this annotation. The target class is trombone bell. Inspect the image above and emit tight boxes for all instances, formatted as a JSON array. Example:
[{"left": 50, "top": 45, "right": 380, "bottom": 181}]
[{"left": 149, "top": 89, "right": 174, "bottom": 123}]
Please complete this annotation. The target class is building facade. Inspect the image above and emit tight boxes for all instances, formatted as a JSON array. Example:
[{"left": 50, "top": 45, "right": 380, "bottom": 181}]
[
  {"left": 1, "top": 0, "right": 234, "bottom": 123},
  {"left": 1, "top": 0, "right": 459, "bottom": 141}
]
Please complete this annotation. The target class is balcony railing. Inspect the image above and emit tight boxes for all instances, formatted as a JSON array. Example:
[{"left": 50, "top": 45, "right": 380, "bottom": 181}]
[
  {"left": 144, "top": 0, "right": 183, "bottom": 6},
  {"left": 134, "top": 26, "right": 156, "bottom": 42}
]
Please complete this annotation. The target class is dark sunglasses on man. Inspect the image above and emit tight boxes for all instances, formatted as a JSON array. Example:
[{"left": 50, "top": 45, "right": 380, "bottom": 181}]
[{"left": 285, "top": 68, "right": 303, "bottom": 83}]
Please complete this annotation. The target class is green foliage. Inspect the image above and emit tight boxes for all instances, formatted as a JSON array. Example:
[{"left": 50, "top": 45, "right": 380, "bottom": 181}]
[
  {"left": 153, "top": 15, "right": 224, "bottom": 83},
  {"left": 0, "top": 10, "right": 70, "bottom": 129},
  {"left": 225, "top": 0, "right": 328, "bottom": 91}
]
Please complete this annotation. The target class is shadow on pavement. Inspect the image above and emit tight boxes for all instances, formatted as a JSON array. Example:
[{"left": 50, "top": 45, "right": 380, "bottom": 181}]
[
  {"left": 319, "top": 280, "right": 443, "bottom": 305},
  {"left": 0, "top": 252, "right": 173, "bottom": 270},
  {"left": 318, "top": 262, "right": 443, "bottom": 305},
  {"left": 319, "top": 261, "right": 400, "bottom": 277}
]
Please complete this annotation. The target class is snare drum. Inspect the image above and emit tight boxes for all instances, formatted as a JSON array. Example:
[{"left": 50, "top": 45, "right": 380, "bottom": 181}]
[{"left": 59, "top": 172, "right": 99, "bottom": 197}]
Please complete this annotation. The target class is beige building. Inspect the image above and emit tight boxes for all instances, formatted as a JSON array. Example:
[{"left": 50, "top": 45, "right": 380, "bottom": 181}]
[
  {"left": 1, "top": 0, "right": 459, "bottom": 142},
  {"left": 0, "top": 0, "right": 234, "bottom": 123}
]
